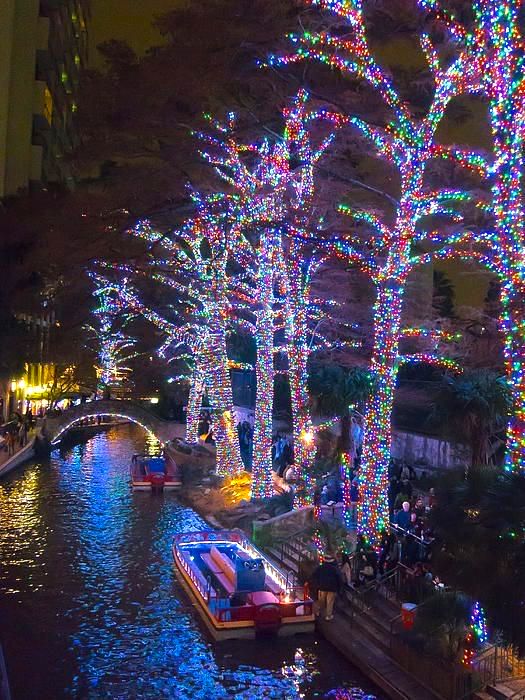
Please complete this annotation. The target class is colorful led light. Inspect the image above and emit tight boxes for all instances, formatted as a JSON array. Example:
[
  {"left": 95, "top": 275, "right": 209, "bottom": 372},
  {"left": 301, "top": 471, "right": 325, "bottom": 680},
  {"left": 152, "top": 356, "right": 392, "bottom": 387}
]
[
  {"left": 87, "top": 273, "right": 139, "bottom": 391},
  {"left": 276, "top": 0, "right": 482, "bottom": 545}
]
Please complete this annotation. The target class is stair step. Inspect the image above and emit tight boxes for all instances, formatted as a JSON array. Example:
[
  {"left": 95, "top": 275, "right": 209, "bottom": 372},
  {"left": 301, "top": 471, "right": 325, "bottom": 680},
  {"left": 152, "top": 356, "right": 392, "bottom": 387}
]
[
  {"left": 338, "top": 605, "right": 391, "bottom": 653},
  {"left": 487, "top": 681, "right": 525, "bottom": 700},
  {"left": 317, "top": 614, "right": 441, "bottom": 700},
  {"left": 473, "top": 692, "right": 495, "bottom": 700},
  {"left": 342, "top": 590, "right": 399, "bottom": 636}
]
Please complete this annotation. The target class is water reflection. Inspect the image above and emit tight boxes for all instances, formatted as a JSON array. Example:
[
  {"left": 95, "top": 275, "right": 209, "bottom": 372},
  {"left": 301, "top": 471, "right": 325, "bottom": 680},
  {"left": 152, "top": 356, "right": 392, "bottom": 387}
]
[{"left": 0, "top": 425, "right": 382, "bottom": 699}]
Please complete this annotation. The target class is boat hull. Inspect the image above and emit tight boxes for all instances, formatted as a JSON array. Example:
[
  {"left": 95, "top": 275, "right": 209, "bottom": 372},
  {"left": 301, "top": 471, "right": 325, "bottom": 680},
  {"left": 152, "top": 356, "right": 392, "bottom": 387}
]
[
  {"left": 172, "top": 530, "right": 315, "bottom": 641},
  {"left": 131, "top": 480, "right": 182, "bottom": 491},
  {"left": 130, "top": 452, "right": 181, "bottom": 491}
]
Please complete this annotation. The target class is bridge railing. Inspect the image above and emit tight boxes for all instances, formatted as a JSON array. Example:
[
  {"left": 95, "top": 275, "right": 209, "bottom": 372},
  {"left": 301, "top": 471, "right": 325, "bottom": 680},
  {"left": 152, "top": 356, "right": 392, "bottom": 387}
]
[{"left": 40, "top": 399, "right": 185, "bottom": 445}]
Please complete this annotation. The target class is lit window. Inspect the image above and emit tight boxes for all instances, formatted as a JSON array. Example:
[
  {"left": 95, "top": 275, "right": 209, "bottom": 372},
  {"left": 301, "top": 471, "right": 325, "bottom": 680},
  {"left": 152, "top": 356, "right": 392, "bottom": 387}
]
[
  {"left": 43, "top": 87, "right": 53, "bottom": 124},
  {"left": 74, "top": 54, "right": 80, "bottom": 66}
]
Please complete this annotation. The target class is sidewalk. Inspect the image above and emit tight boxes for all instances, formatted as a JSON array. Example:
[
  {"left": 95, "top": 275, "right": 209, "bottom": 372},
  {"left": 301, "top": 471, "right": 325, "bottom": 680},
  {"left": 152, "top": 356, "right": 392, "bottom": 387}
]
[
  {"left": 0, "top": 431, "right": 36, "bottom": 478},
  {"left": 317, "top": 614, "right": 441, "bottom": 700}
]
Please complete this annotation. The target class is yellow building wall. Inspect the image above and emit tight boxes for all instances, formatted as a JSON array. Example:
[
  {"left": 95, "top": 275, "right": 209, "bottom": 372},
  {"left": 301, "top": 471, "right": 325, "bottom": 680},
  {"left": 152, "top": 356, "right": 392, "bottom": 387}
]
[
  {"left": 0, "top": 0, "right": 16, "bottom": 197},
  {"left": 0, "top": 0, "right": 41, "bottom": 197}
]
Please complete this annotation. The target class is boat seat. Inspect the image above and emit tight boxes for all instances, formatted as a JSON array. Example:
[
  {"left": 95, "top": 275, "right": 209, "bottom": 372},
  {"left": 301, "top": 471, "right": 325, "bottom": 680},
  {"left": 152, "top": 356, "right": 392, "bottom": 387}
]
[
  {"left": 210, "top": 546, "right": 236, "bottom": 585},
  {"left": 213, "top": 571, "right": 236, "bottom": 595},
  {"left": 200, "top": 552, "right": 223, "bottom": 575}
]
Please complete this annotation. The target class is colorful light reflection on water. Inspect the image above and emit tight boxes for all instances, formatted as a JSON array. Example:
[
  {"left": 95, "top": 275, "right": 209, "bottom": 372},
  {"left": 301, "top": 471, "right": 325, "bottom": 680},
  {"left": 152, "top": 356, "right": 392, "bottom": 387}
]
[{"left": 0, "top": 425, "right": 382, "bottom": 699}]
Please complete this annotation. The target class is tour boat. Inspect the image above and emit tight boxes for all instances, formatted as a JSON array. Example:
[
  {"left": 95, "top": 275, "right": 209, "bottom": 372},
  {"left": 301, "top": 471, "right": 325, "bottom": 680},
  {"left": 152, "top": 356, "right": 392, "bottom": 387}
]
[
  {"left": 130, "top": 449, "right": 181, "bottom": 491},
  {"left": 172, "top": 529, "right": 315, "bottom": 640}
]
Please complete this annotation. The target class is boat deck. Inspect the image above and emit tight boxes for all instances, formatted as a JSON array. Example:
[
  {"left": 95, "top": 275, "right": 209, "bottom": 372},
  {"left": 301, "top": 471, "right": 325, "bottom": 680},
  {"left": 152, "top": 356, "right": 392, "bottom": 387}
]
[
  {"left": 172, "top": 530, "right": 314, "bottom": 640},
  {"left": 188, "top": 543, "right": 282, "bottom": 598}
]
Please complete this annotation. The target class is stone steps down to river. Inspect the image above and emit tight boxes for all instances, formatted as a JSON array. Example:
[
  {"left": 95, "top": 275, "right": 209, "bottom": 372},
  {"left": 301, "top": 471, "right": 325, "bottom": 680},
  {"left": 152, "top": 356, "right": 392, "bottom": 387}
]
[
  {"left": 483, "top": 679, "right": 525, "bottom": 700},
  {"left": 264, "top": 532, "right": 525, "bottom": 700},
  {"left": 317, "top": 613, "right": 441, "bottom": 700},
  {"left": 266, "top": 534, "right": 313, "bottom": 576},
  {"left": 338, "top": 587, "right": 400, "bottom": 656},
  {"left": 263, "top": 532, "right": 448, "bottom": 700}
]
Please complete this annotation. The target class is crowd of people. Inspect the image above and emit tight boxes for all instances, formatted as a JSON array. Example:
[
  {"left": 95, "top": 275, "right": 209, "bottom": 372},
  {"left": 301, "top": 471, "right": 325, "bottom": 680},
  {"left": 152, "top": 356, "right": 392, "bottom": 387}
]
[
  {"left": 304, "top": 453, "right": 443, "bottom": 623},
  {"left": 0, "top": 409, "right": 35, "bottom": 457}
]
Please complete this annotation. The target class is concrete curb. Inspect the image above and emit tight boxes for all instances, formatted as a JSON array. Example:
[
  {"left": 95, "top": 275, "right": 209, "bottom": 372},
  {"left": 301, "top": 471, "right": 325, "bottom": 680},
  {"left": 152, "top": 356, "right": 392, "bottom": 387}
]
[{"left": 0, "top": 440, "right": 36, "bottom": 479}]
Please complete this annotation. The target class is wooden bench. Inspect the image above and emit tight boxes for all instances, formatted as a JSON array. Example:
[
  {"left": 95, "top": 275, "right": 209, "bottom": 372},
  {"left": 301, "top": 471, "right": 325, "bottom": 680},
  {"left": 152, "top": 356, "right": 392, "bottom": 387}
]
[
  {"left": 202, "top": 547, "right": 236, "bottom": 594},
  {"left": 210, "top": 546, "right": 237, "bottom": 584},
  {"left": 200, "top": 552, "right": 223, "bottom": 575},
  {"left": 201, "top": 552, "right": 235, "bottom": 594}
]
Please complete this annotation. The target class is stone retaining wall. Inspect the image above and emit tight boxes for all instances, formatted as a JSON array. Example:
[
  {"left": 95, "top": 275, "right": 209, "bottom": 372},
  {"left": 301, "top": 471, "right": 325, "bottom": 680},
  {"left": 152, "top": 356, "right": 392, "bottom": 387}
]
[{"left": 391, "top": 429, "right": 470, "bottom": 471}]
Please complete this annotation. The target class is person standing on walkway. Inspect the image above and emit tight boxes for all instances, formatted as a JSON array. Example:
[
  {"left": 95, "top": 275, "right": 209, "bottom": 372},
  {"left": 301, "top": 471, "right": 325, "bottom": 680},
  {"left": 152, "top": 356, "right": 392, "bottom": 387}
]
[
  {"left": 312, "top": 553, "right": 343, "bottom": 621},
  {"left": 18, "top": 421, "right": 28, "bottom": 447},
  {"left": 6, "top": 431, "right": 15, "bottom": 456}
]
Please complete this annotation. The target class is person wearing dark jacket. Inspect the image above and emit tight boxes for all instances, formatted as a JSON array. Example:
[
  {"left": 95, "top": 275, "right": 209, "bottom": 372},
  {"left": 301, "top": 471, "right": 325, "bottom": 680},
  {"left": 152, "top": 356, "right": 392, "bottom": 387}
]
[{"left": 312, "top": 553, "right": 342, "bottom": 621}]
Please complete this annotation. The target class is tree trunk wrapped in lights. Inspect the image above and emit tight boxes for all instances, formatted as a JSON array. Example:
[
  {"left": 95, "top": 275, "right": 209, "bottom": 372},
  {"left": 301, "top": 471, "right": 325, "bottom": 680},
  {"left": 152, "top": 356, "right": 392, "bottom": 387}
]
[
  {"left": 358, "top": 279, "right": 405, "bottom": 534},
  {"left": 198, "top": 94, "right": 344, "bottom": 498},
  {"left": 480, "top": 2, "right": 525, "bottom": 473},
  {"left": 278, "top": 91, "right": 345, "bottom": 505},
  {"left": 105, "top": 213, "right": 246, "bottom": 477},
  {"left": 251, "top": 230, "right": 279, "bottom": 498},
  {"left": 185, "top": 364, "right": 205, "bottom": 444},
  {"left": 419, "top": 0, "right": 525, "bottom": 472},
  {"left": 273, "top": 0, "right": 484, "bottom": 544}
]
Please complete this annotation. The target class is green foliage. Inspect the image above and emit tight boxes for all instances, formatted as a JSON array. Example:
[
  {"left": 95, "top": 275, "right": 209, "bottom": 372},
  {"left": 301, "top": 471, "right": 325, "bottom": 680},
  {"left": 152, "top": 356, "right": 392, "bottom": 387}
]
[
  {"left": 227, "top": 333, "right": 256, "bottom": 364},
  {"left": 96, "top": 39, "right": 138, "bottom": 74},
  {"left": 252, "top": 522, "right": 277, "bottom": 550},
  {"left": 430, "top": 469, "right": 525, "bottom": 655},
  {"left": 429, "top": 369, "right": 511, "bottom": 467},
  {"left": 304, "top": 519, "right": 350, "bottom": 557},
  {"left": 412, "top": 591, "right": 471, "bottom": 662},
  {"left": 308, "top": 363, "right": 374, "bottom": 417},
  {"left": 308, "top": 364, "right": 374, "bottom": 455}
]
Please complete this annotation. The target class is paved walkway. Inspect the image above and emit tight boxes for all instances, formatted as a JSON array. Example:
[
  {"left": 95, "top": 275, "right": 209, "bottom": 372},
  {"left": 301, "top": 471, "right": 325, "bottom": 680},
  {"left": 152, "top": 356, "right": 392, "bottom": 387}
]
[
  {"left": 317, "top": 615, "right": 441, "bottom": 700},
  {"left": 0, "top": 430, "right": 36, "bottom": 477}
]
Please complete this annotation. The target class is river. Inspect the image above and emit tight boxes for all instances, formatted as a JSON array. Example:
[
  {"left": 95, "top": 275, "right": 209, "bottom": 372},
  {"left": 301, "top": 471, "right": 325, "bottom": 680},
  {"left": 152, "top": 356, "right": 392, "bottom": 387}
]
[{"left": 0, "top": 425, "right": 383, "bottom": 700}]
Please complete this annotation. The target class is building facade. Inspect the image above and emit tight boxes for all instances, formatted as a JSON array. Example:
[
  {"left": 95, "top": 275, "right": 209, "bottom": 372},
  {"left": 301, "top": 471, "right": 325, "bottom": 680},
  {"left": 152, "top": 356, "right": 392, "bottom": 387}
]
[{"left": 0, "top": 0, "right": 90, "bottom": 198}]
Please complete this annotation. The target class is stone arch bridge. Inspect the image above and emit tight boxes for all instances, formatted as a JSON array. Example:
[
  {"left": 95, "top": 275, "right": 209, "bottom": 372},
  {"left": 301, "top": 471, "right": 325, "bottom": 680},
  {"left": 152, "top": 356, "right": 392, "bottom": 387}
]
[{"left": 40, "top": 399, "right": 185, "bottom": 447}]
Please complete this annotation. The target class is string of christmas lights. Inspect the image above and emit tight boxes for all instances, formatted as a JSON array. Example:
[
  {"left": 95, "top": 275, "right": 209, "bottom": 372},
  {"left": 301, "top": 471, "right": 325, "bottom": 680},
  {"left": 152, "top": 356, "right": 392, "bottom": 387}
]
[
  {"left": 275, "top": 0, "right": 482, "bottom": 545},
  {"left": 419, "top": 2, "right": 525, "bottom": 473},
  {"left": 87, "top": 273, "right": 139, "bottom": 393}
]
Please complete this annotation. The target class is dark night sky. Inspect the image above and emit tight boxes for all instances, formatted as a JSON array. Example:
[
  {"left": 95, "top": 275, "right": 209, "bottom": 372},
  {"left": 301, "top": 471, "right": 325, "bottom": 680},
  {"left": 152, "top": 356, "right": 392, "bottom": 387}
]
[
  {"left": 89, "top": 0, "right": 180, "bottom": 65},
  {"left": 87, "top": 0, "right": 490, "bottom": 308}
]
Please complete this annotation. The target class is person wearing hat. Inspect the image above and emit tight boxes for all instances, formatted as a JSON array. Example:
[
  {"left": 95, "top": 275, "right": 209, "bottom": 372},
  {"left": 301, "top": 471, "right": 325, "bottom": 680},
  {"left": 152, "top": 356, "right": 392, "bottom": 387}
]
[{"left": 311, "top": 552, "right": 343, "bottom": 621}]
